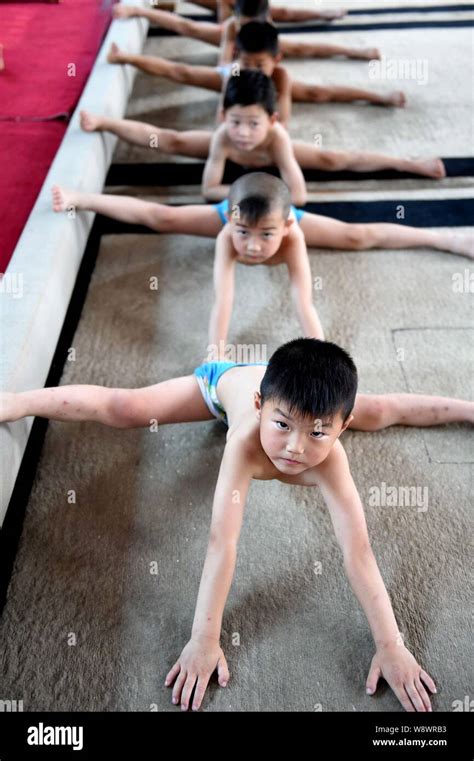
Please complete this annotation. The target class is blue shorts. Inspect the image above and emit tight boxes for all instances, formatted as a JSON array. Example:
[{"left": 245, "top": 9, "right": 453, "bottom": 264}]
[
  {"left": 194, "top": 360, "right": 268, "bottom": 425},
  {"left": 216, "top": 64, "right": 233, "bottom": 79},
  {"left": 214, "top": 199, "right": 305, "bottom": 226}
]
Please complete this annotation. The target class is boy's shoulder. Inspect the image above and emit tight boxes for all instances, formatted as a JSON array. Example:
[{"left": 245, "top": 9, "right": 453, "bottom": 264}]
[
  {"left": 211, "top": 123, "right": 232, "bottom": 154},
  {"left": 273, "top": 222, "right": 306, "bottom": 262},
  {"left": 222, "top": 16, "right": 237, "bottom": 35},
  {"left": 269, "top": 120, "right": 292, "bottom": 145},
  {"left": 224, "top": 416, "right": 271, "bottom": 475},
  {"left": 314, "top": 439, "right": 352, "bottom": 487},
  {"left": 217, "top": 222, "right": 233, "bottom": 243},
  {"left": 272, "top": 64, "right": 291, "bottom": 86}
]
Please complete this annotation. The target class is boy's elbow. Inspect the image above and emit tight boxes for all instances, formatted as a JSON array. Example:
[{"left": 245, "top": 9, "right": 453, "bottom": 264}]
[
  {"left": 343, "top": 541, "right": 374, "bottom": 568},
  {"left": 293, "top": 192, "right": 307, "bottom": 207},
  {"left": 208, "top": 531, "right": 239, "bottom": 556},
  {"left": 202, "top": 187, "right": 217, "bottom": 202}
]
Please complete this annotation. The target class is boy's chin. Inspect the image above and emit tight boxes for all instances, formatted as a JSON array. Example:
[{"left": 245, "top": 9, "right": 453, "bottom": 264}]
[{"left": 271, "top": 457, "right": 309, "bottom": 474}]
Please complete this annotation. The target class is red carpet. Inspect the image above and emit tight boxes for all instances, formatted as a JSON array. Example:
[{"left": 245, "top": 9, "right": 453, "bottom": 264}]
[{"left": 0, "top": 0, "right": 116, "bottom": 272}]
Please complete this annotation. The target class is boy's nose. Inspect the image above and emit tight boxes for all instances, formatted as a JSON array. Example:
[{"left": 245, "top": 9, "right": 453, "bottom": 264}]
[{"left": 287, "top": 436, "right": 305, "bottom": 454}]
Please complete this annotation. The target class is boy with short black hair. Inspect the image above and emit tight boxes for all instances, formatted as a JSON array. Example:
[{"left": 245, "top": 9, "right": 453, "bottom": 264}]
[
  {"left": 81, "top": 69, "right": 444, "bottom": 198},
  {"left": 107, "top": 20, "right": 406, "bottom": 116},
  {"left": 2, "top": 337, "right": 471, "bottom": 711},
  {"left": 112, "top": 1, "right": 374, "bottom": 62},
  {"left": 52, "top": 171, "right": 473, "bottom": 356}
]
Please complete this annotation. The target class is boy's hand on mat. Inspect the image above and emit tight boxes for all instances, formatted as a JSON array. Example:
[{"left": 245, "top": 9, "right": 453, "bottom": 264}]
[
  {"left": 366, "top": 644, "right": 437, "bottom": 712},
  {"left": 165, "top": 635, "right": 230, "bottom": 711}
]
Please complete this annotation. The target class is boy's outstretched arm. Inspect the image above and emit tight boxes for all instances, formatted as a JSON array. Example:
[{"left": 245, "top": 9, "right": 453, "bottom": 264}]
[
  {"left": 285, "top": 229, "right": 325, "bottom": 340},
  {"left": 165, "top": 434, "right": 253, "bottom": 710},
  {"left": 218, "top": 17, "right": 236, "bottom": 64},
  {"left": 217, "top": 0, "right": 234, "bottom": 22},
  {"left": 202, "top": 130, "right": 230, "bottom": 201},
  {"left": 317, "top": 442, "right": 437, "bottom": 712},
  {"left": 207, "top": 228, "right": 236, "bottom": 357},
  {"left": 272, "top": 67, "right": 293, "bottom": 127},
  {"left": 273, "top": 126, "right": 307, "bottom": 206}
]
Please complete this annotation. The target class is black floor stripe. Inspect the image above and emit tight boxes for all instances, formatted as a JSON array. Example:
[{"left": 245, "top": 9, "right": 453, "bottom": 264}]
[
  {"left": 302, "top": 197, "right": 474, "bottom": 225},
  {"left": 0, "top": 220, "right": 104, "bottom": 616},
  {"left": 348, "top": 4, "right": 474, "bottom": 13},
  {"left": 96, "top": 198, "right": 474, "bottom": 235},
  {"left": 148, "top": 18, "right": 474, "bottom": 36},
  {"left": 106, "top": 158, "right": 474, "bottom": 187}
]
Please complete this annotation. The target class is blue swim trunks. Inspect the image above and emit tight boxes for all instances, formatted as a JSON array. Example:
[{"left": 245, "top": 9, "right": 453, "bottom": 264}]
[
  {"left": 194, "top": 360, "right": 268, "bottom": 425},
  {"left": 216, "top": 63, "right": 233, "bottom": 79},
  {"left": 214, "top": 199, "right": 305, "bottom": 226}
]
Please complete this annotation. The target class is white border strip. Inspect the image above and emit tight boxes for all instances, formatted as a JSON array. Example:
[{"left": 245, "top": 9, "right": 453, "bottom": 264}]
[{"left": 0, "top": 7, "right": 149, "bottom": 526}]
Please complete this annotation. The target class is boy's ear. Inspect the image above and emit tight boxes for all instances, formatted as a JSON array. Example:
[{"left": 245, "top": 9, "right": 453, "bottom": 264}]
[
  {"left": 338, "top": 413, "right": 354, "bottom": 436},
  {"left": 270, "top": 112, "right": 279, "bottom": 125},
  {"left": 254, "top": 391, "right": 262, "bottom": 419},
  {"left": 218, "top": 107, "right": 226, "bottom": 123},
  {"left": 274, "top": 52, "right": 283, "bottom": 64}
]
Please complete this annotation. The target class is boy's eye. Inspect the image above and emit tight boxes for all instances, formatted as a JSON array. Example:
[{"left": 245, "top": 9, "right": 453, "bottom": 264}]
[
  {"left": 250, "top": 122, "right": 259, "bottom": 128},
  {"left": 275, "top": 420, "right": 289, "bottom": 430},
  {"left": 310, "top": 431, "right": 325, "bottom": 439},
  {"left": 262, "top": 233, "right": 273, "bottom": 239}
]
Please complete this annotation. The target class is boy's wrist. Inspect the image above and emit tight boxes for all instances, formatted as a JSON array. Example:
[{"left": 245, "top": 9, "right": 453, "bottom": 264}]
[
  {"left": 190, "top": 630, "right": 221, "bottom": 646},
  {"left": 375, "top": 634, "right": 405, "bottom": 651}
]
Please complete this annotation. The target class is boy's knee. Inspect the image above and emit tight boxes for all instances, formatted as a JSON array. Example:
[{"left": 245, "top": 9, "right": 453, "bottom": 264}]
[
  {"left": 274, "top": 7, "right": 290, "bottom": 20},
  {"left": 318, "top": 151, "right": 340, "bottom": 170},
  {"left": 146, "top": 204, "right": 174, "bottom": 232},
  {"left": 362, "top": 395, "right": 396, "bottom": 430},
  {"left": 106, "top": 390, "right": 141, "bottom": 428},
  {"left": 173, "top": 62, "right": 190, "bottom": 83},
  {"left": 171, "top": 132, "right": 190, "bottom": 154},
  {"left": 344, "top": 225, "right": 370, "bottom": 250},
  {"left": 309, "top": 87, "right": 330, "bottom": 103}
]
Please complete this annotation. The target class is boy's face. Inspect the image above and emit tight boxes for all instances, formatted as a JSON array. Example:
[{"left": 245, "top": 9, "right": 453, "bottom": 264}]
[
  {"left": 237, "top": 50, "right": 278, "bottom": 77},
  {"left": 228, "top": 208, "right": 292, "bottom": 263},
  {"left": 255, "top": 396, "right": 353, "bottom": 474},
  {"left": 224, "top": 104, "right": 275, "bottom": 151}
]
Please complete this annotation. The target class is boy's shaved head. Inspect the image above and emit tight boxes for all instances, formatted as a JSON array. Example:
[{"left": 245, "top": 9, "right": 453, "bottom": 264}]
[
  {"left": 235, "top": 0, "right": 269, "bottom": 17},
  {"left": 228, "top": 172, "right": 291, "bottom": 225},
  {"left": 236, "top": 20, "right": 279, "bottom": 57},
  {"left": 261, "top": 339, "right": 358, "bottom": 422}
]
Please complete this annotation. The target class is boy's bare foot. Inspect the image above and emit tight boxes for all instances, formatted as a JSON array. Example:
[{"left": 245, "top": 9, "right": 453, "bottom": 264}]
[
  {"left": 80, "top": 110, "right": 103, "bottom": 133},
  {"left": 387, "top": 91, "right": 406, "bottom": 107},
  {"left": 358, "top": 47, "right": 381, "bottom": 61},
  {"left": 112, "top": 5, "right": 137, "bottom": 19},
  {"left": 467, "top": 402, "right": 474, "bottom": 424},
  {"left": 0, "top": 44, "right": 5, "bottom": 72},
  {"left": 107, "top": 42, "right": 124, "bottom": 64},
  {"left": 52, "top": 185, "right": 80, "bottom": 213},
  {"left": 436, "top": 232, "right": 474, "bottom": 260},
  {"left": 319, "top": 8, "right": 347, "bottom": 20},
  {"left": 414, "top": 158, "right": 446, "bottom": 179}
]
